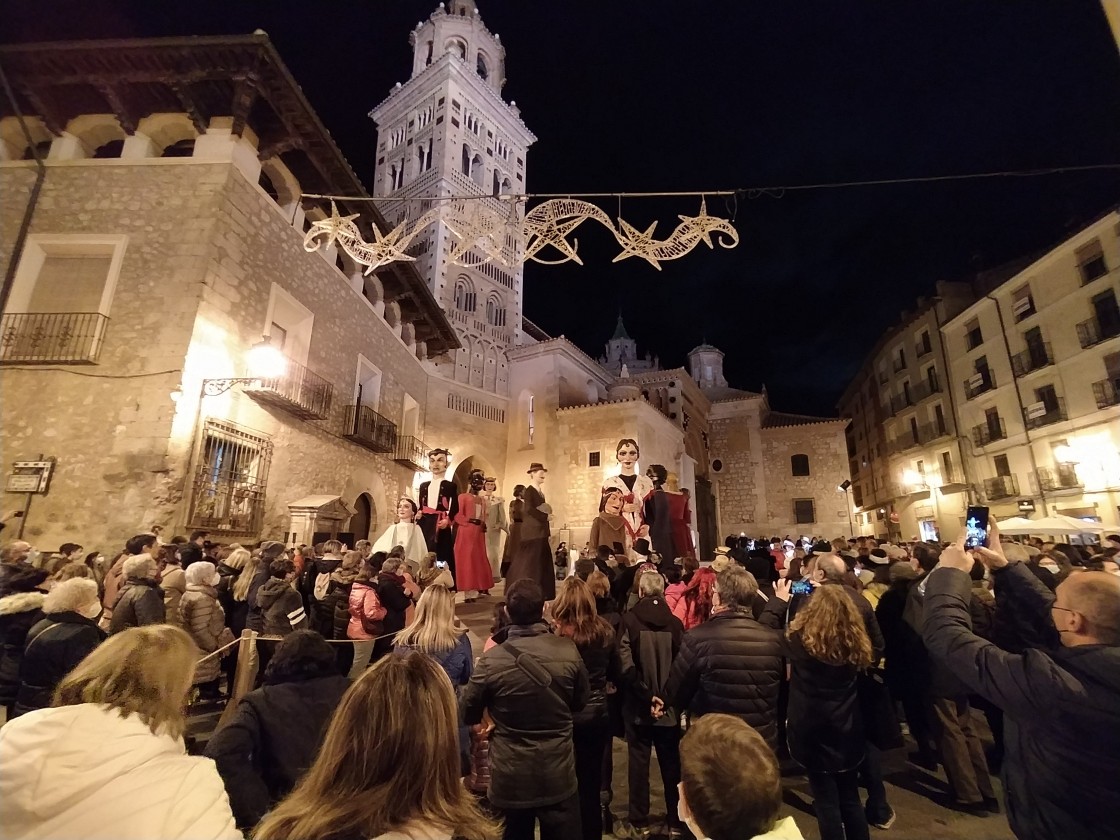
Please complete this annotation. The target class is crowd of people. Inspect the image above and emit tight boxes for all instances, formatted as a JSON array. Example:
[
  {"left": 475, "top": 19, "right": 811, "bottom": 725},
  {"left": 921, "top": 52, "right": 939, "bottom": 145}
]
[{"left": 0, "top": 508, "right": 1118, "bottom": 840}]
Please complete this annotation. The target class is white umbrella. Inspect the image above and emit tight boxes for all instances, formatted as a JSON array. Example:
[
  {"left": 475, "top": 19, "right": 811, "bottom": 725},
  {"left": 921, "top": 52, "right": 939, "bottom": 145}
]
[
  {"left": 987, "top": 516, "right": 1039, "bottom": 535},
  {"left": 1050, "top": 514, "right": 1106, "bottom": 534},
  {"left": 997, "top": 515, "right": 1102, "bottom": 536}
]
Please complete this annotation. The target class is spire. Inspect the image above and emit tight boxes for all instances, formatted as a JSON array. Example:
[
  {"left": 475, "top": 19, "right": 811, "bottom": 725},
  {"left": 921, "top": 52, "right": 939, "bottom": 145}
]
[{"left": 611, "top": 313, "right": 631, "bottom": 341}]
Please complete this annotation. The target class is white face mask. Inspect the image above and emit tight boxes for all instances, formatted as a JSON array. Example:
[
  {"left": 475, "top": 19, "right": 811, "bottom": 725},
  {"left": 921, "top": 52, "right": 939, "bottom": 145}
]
[{"left": 1039, "top": 562, "right": 1061, "bottom": 575}]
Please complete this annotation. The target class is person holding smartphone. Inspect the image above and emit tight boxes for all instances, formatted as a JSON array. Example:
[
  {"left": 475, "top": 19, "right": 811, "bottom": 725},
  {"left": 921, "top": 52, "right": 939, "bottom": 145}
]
[{"left": 923, "top": 520, "right": 1120, "bottom": 840}]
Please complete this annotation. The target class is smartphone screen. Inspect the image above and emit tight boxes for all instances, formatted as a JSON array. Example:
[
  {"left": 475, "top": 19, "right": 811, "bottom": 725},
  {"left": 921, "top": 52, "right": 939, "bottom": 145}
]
[
  {"left": 435, "top": 560, "right": 447, "bottom": 569},
  {"left": 964, "top": 505, "right": 990, "bottom": 550},
  {"left": 791, "top": 579, "right": 814, "bottom": 596}
]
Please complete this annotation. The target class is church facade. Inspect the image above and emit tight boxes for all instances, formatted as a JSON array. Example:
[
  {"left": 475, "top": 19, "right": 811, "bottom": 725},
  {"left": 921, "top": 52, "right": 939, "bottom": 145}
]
[{"left": 0, "top": 2, "right": 850, "bottom": 556}]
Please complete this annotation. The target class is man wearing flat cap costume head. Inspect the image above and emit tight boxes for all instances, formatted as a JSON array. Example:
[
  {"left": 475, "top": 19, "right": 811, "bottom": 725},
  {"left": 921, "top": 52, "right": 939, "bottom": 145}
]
[
  {"left": 504, "top": 462, "right": 556, "bottom": 599},
  {"left": 417, "top": 448, "right": 459, "bottom": 584}
]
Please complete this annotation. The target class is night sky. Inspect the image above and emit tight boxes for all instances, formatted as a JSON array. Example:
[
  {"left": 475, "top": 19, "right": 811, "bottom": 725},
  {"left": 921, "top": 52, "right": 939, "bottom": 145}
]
[{"left": 5, "top": 1, "right": 1120, "bottom": 414}]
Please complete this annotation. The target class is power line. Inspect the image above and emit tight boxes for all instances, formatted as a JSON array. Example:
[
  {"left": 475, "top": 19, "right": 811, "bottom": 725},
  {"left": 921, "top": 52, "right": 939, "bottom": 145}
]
[{"left": 299, "top": 163, "right": 1120, "bottom": 204}]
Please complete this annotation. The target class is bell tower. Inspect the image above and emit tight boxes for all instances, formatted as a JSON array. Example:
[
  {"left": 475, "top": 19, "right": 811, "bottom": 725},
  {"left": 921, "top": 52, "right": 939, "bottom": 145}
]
[{"left": 370, "top": 1, "right": 536, "bottom": 396}]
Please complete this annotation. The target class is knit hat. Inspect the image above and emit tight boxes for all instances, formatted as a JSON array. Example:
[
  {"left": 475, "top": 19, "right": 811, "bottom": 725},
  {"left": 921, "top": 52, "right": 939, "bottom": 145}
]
[
  {"left": 868, "top": 548, "right": 890, "bottom": 565},
  {"left": 810, "top": 541, "right": 832, "bottom": 556},
  {"left": 259, "top": 541, "right": 287, "bottom": 561}
]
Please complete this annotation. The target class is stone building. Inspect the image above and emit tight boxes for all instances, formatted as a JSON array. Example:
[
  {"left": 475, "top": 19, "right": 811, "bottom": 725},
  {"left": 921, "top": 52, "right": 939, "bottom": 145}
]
[{"left": 1, "top": 5, "right": 850, "bottom": 556}]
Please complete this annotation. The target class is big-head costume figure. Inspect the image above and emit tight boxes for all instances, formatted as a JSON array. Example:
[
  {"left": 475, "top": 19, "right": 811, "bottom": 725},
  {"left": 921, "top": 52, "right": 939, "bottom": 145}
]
[
  {"left": 602, "top": 438, "right": 654, "bottom": 548},
  {"left": 417, "top": 448, "right": 458, "bottom": 581}
]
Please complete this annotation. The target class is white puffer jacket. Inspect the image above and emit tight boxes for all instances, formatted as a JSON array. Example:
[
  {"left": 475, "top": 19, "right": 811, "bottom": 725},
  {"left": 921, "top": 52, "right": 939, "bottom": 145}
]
[{"left": 0, "top": 703, "right": 240, "bottom": 840}]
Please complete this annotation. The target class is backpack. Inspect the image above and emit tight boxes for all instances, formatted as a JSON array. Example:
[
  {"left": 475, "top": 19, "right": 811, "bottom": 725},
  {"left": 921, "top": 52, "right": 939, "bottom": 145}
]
[{"left": 313, "top": 572, "right": 331, "bottom": 601}]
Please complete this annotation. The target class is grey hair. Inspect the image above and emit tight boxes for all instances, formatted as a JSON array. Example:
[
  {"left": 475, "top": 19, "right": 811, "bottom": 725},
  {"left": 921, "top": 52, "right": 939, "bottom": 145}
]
[
  {"left": 43, "top": 578, "right": 100, "bottom": 614},
  {"left": 639, "top": 571, "right": 665, "bottom": 597},
  {"left": 1003, "top": 543, "right": 1030, "bottom": 563},
  {"left": 715, "top": 567, "right": 759, "bottom": 608},
  {"left": 123, "top": 554, "right": 156, "bottom": 579},
  {"left": 381, "top": 557, "right": 403, "bottom": 574}
]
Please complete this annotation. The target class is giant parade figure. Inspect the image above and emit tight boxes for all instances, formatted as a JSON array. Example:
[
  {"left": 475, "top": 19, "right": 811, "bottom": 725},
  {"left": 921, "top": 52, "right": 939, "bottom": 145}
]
[
  {"left": 417, "top": 448, "right": 458, "bottom": 583},
  {"left": 601, "top": 438, "right": 654, "bottom": 555}
]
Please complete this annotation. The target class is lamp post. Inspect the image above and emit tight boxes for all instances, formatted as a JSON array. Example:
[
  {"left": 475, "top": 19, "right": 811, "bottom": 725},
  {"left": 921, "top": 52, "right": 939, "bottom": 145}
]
[
  {"left": 201, "top": 339, "right": 288, "bottom": 396},
  {"left": 838, "top": 479, "right": 855, "bottom": 538}
]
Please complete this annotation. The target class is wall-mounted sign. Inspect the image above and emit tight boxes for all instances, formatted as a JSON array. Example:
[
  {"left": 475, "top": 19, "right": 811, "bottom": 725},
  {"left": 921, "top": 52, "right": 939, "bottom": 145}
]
[
  {"left": 1017, "top": 499, "right": 1036, "bottom": 513},
  {"left": 5, "top": 460, "right": 54, "bottom": 494}
]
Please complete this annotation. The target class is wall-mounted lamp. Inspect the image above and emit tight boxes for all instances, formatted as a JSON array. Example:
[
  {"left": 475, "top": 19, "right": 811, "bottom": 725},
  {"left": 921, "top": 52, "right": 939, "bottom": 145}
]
[{"left": 202, "top": 339, "right": 287, "bottom": 396}]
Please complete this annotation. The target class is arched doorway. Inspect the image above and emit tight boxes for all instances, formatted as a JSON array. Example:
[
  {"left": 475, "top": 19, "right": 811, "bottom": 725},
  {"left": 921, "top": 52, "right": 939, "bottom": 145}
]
[
  {"left": 452, "top": 454, "right": 496, "bottom": 494},
  {"left": 351, "top": 493, "right": 374, "bottom": 542}
]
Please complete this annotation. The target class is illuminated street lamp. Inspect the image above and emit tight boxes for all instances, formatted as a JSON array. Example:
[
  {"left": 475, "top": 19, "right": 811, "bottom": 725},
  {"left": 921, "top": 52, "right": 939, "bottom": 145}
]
[
  {"left": 838, "top": 479, "right": 855, "bottom": 537},
  {"left": 202, "top": 339, "right": 287, "bottom": 396}
]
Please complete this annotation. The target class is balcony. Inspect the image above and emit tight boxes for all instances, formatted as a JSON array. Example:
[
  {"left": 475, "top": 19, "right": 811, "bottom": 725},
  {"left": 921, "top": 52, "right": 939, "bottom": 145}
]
[
  {"left": 892, "top": 357, "right": 906, "bottom": 373},
  {"left": 1011, "top": 342, "right": 1053, "bottom": 378},
  {"left": 984, "top": 474, "right": 1020, "bottom": 501},
  {"left": 911, "top": 376, "right": 941, "bottom": 403},
  {"left": 1037, "top": 463, "right": 1082, "bottom": 492},
  {"left": 890, "top": 480, "right": 929, "bottom": 499},
  {"left": 889, "top": 392, "right": 914, "bottom": 416},
  {"left": 964, "top": 372, "right": 996, "bottom": 400},
  {"left": 0, "top": 312, "right": 109, "bottom": 364},
  {"left": 1023, "top": 398, "right": 1066, "bottom": 431},
  {"left": 1093, "top": 379, "right": 1120, "bottom": 409},
  {"left": 1077, "top": 314, "right": 1120, "bottom": 349},
  {"left": 972, "top": 418, "right": 1007, "bottom": 447},
  {"left": 244, "top": 355, "right": 334, "bottom": 420},
  {"left": 392, "top": 434, "right": 429, "bottom": 470},
  {"left": 916, "top": 340, "right": 933, "bottom": 359},
  {"left": 887, "top": 429, "right": 918, "bottom": 455},
  {"left": 343, "top": 404, "right": 398, "bottom": 453}
]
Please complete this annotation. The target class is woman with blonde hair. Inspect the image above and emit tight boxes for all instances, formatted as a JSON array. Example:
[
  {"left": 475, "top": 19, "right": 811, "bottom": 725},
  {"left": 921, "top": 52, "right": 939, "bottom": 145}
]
[
  {"left": 417, "top": 549, "right": 455, "bottom": 590},
  {"left": 0, "top": 625, "right": 240, "bottom": 839},
  {"left": 777, "top": 582, "right": 873, "bottom": 840},
  {"left": 255, "top": 651, "right": 498, "bottom": 840},
  {"left": 551, "top": 576, "right": 621, "bottom": 840}
]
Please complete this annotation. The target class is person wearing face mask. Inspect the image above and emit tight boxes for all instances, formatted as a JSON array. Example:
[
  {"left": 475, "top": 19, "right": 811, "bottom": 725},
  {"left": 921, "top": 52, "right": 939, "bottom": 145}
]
[
  {"left": 923, "top": 519, "right": 1120, "bottom": 840},
  {"left": 676, "top": 713, "right": 804, "bottom": 840}
]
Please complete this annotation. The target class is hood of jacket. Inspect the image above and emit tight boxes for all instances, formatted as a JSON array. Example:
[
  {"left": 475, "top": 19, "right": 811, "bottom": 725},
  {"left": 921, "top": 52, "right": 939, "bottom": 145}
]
[
  {"left": 314, "top": 556, "right": 341, "bottom": 575},
  {"left": 255, "top": 578, "right": 295, "bottom": 610},
  {"left": 0, "top": 703, "right": 186, "bottom": 819},
  {"left": 0, "top": 590, "right": 46, "bottom": 617},
  {"left": 630, "top": 595, "right": 675, "bottom": 629}
]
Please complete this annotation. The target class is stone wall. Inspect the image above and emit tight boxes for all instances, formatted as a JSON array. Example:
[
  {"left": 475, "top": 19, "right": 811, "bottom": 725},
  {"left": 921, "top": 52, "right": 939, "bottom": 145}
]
[
  {"left": 759, "top": 421, "right": 851, "bottom": 537},
  {"left": 709, "top": 400, "right": 764, "bottom": 533}
]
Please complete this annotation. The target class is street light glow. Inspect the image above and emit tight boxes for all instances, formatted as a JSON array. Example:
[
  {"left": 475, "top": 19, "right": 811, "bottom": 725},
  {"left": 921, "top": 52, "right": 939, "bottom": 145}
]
[{"left": 247, "top": 340, "right": 287, "bottom": 379}]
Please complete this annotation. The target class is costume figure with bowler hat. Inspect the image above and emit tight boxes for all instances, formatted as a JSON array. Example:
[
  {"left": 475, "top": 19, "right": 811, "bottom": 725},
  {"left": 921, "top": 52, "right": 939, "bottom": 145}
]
[{"left": 417, "top": 448, "right": 459, "bottom": 584}]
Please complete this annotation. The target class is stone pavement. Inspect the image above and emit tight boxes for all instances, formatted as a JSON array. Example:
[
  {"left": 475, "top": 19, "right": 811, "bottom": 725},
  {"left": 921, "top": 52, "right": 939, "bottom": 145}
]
[{"left": 454, "top": 584, "right": 1015, "bottom": 840}]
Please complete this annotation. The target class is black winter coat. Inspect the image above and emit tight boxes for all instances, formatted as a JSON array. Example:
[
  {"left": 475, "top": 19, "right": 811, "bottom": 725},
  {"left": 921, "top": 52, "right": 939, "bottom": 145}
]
[
  {"left": 0, "top": 591, "right": 46, "bottom": 705},
  {"left": 375, "top": 572, "right": 413, "bottom": 636},
  {"left": 214, "top": 563, "right": 243, "bottom": 633},
  {"left": 306, "top": 557, "right": 341, "bottom": 637},
  {"left": 923, "top": 564, "right": 1120, "bottom": 840},
  {"left": 571, "top": 629, "right": 621, "bottom": 727},
  {"left": 204, "top": 674, "right": 350, "bottom": 829},
  {"left": 785, "top": 633, "right": 864, "bottom": 773},
  {"left": 244, "top": 566, "right": 271, "bottom": 633},
  {"left": 108, "top": 578, "right": 164, "bottom": 633},
  {"left": 462, "top": 622, "right": 590, "bottom": 809},
  {"left": 14, "top": 611, "right": 105, "bottom": 716},
  {"left": 256, "top": 579, "right": 308, "bottom": 636},
  {"left": 663, "top": 603, "right": 785, "bottom": 748},
  {"left": 618, "top": 595, "right": 683, "bottom": 725}
]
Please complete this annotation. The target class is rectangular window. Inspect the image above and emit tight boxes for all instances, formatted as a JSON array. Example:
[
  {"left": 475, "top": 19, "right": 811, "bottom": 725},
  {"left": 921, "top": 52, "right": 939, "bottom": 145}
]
[
  {"left": 993, "top": 454, "right": 1011, "bottom": 477},
  {"left": 934, "top": 404, "right": 946, "bottom": 435},
  {"left": 588, "top": 451, "right": 601, "bottom": 468},
  {"left": 2, "top": 234, "right": 127, "bottom": 365},
  {"left": 793, "top": 498, "right": 816, "bottom": 525},
  {"left": 917, "top": 330, "right": 932, "bottom": 356},
  {"left": 965, "top": 318, "right": 983, "bottom": 350},
  {"left": 941, "top": 450, "right": 954, "bottom": 478},
  {"left": 527, "top": 395, "right": 535, "bottom": 445},
  {"left": 1035, "top": 383, "right": 1059, "bottom": 412},
  {"left": 264, "top": 284, "right": 314, "bottom": 366},
  {"left": 188, "top": 419, "right": 272, "bottom": 538},
  {"left": 1077, "top": 239, "right": 1108, "bottom": 285},
  {"left": 1011, "top": 283, "right": 1036, "bottom": 321}
]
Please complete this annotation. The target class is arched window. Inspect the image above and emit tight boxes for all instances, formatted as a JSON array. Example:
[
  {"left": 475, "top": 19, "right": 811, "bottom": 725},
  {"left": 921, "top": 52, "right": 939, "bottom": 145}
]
[
  {"left": 160, "top": 138, "right": 195, "bottom": 158},
  {"left": 461, "top": 143, "right": 471, "bottom": 176},
  {"left": 470, "top": 154, "right": 484, "bottom": 187},
  {"left": 501, "top": 177, "right": 512, "bottom": 194},
  {"left": 493, "top": 170, "right": 501, "bottom": 196},
  {"left": 528, "top": 395, "right": 535, "bottom": 445},
  {"left": 92, "top": 138, "right": 124, "bottom": 159},
  {"left": 477, "top": 53, "right": 489, "bottom": 80},
  {"left": 485, "top": 295, "right": 505, "bottom": 326},
  {"left": 453, "top": 278, "right": 476, "bottom": 312},
  {"left": 791, "top": 454, "right": 811, "bottom": 477}
]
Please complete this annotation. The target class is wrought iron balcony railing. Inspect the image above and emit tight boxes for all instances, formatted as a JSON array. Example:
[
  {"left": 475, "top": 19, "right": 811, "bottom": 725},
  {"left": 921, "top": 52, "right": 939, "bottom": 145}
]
[
  {"left": 1077, "top": 314, "right": 1120, "bottom": 349},
  {"left": 0, "top": 312, "right": 109, "bottom": 364},
  {"left": 912, "top": 376, "right": 941, "bottom": 403},
  {"left": 984, "top": 474, "right": 1019, "bottom": 501},
  {"left": 916, "top": 340, "right": 933, "bottom": 358},
  {"left": 972, "top": 418, "right": 1006, "bottom": 447},
  {"left": 1011, "top": 342, "right": 1053, "bottom": 377},
  {"left": 343, "top": 404, "right": 398, "bottom": 453},
  {"left": 244, "top": 355, "right": 334, "bottom": 420},
  {"left": 392, "top": 435, "right": 429, "bottom": 471},
  {"left": 964, "top": 372, "right": 996, "bottom": 400},
  {"left": 1023, "top": 398, "right": 1066, "bottom": 431},
  {"left": 889, "top": 392, "right": 913, "bottom": 416},
  {"left": 1093, "top": 378, "right": 1119, "bottom": 409},
  {"left": 1037, "top": 463, "right": 1081, "bottom": 492}
]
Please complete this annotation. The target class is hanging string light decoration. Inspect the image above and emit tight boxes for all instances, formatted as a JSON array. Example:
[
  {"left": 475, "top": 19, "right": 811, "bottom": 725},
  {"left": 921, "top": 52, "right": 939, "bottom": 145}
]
[{"left": 303, "top": 194, "right": 740, "bottom": 272}]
